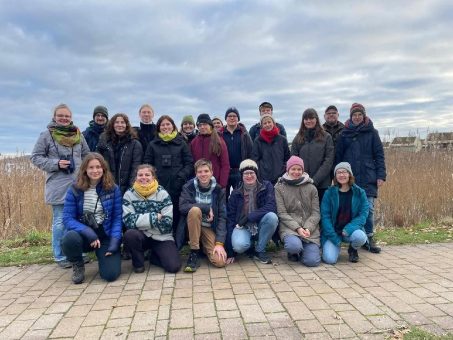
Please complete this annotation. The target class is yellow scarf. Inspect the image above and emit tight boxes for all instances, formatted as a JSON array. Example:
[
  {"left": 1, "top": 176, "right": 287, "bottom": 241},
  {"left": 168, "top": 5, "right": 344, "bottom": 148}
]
[
  {"left": 133, "top": 179, "right": 159, "bottom": 198},
  {"left": 158, "top": 130, "right": 178, "bottom": 142}
]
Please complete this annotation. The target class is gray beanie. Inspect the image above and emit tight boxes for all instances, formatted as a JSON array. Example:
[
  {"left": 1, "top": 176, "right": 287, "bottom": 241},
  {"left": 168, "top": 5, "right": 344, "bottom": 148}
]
[{"left": 334, "top": 162, "right": 353, "bottom": 176}]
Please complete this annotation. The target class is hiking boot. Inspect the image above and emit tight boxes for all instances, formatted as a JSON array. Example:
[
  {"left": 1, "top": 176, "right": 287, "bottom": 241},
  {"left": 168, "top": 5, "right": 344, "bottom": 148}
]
[
  {"left": 348, "top": 245, "right": 359, "bottom": 263},
  {"left": 72, "top": 261, "right": 85, "bottom": 284},
  {"left": 362, "top": 236, "right": 381, "bottom": 253},
  {"left": 82, "top": 255, "right": 91, "bottom": 264},
  {"left": 184, "top": 251, "right": 200, "bottom": 273},
  {"left": 57, "top": 260, "right": 72, "bottom": 269},
  {"left": 133, "top": 266, "right": 145, "bottom": 273},
  {"left": 287, "top": 253, "right": 300, "bottom": 262},
  {"left": 254, "top": 251, "right": 272, "bottom": 264}
]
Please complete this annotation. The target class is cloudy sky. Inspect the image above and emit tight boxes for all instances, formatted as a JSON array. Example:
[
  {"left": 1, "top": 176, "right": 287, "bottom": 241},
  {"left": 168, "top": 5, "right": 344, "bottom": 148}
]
[{"left": 1, "top": 0, "right": 452, "bottom": 153}]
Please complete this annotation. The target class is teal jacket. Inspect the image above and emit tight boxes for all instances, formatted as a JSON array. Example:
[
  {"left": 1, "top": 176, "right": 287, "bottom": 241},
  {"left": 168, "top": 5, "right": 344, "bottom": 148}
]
[{"left": 320, "top": 184, "right": 369, "bottom": 246}]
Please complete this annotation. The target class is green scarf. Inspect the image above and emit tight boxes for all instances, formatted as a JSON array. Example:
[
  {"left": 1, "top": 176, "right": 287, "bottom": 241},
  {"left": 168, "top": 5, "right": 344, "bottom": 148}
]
[
  {"left": 158, "top": 130, "right": 178, "bottom": 142},
  {"left": 47, "top": 120, "right": 81, "bottom": 147}
]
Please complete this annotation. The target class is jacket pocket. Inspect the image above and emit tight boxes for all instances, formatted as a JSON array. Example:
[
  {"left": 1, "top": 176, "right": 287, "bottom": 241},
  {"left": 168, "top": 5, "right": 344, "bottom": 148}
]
[{"left": 365, "top": 161, "right": 377, "bottom": 184}]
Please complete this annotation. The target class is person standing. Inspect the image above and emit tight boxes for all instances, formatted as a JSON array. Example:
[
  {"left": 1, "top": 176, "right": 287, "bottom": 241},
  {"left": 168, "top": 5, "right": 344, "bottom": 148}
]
[
  {"left": 291, "top": 108, "right": 334, "bottom": 203},
  {"left": 83, "top": 105, "right": 109, "bottom": 151},
  {"left": 134, "top": 104, "right": 157, "bottom": 155},
  {"left": 179, "top": 115, "right": 198, "bottom": 144},
  {"left": 249, "top": 102, "right": 287, "bottom": 141},
  {"left": 212, "top": 117, "right": 224, "bottom": 133},
  {"left": 322, "top": 105, "right": 345, "bottom": 147},
  {"left": 335, "top": 103, "right": 386, "bottom": 253},
  {"left": 31, "top": 103, "right": 90, "bottom": 268},
  {"left": 222, "top": 107, "right": 253, "bottom": 197}
]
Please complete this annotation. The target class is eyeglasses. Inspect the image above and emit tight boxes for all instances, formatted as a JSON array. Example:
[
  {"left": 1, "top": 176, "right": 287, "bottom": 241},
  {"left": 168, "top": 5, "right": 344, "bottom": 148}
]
[
  {"left": 243, "top": 171, "right": 256, "bottom": 177},
  {"left": 336, "top": 170, "right": 349, "bottom": 175}
]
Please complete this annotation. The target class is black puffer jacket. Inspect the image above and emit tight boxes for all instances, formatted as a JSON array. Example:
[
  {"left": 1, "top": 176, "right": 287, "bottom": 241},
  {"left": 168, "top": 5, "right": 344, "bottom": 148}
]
[
  {"left": 143, "top": 134, "right": 194, "bottom": 199},
  {"left": 97, "top": 133, "right": 143, "bottom": 194}
]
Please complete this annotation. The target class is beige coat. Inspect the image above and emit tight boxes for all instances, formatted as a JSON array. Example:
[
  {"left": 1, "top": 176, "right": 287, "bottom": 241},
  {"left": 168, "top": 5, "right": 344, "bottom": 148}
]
[{"left": 274, "top": 174, "right": 320, "bottom": 245}]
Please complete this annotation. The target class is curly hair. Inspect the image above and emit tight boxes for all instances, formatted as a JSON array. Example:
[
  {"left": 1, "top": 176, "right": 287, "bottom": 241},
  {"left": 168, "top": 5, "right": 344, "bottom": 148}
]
[{"left": 104, "top": 113, "right": 137, "bottom": 143}]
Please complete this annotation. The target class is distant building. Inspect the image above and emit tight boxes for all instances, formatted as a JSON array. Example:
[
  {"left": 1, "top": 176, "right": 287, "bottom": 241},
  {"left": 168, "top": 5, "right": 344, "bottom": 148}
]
[
  {"left": 389, "top": 136, "right": 422, "bottom": 152},
  {"left": 426, "top": 132, "right": 453, "bottom": 150}
]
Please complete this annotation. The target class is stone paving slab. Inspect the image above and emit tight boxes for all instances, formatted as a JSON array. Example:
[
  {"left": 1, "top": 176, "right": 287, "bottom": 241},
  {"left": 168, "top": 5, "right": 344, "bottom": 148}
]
[{"left": 0, "top": 243, "right": 453, "bottom": 339}]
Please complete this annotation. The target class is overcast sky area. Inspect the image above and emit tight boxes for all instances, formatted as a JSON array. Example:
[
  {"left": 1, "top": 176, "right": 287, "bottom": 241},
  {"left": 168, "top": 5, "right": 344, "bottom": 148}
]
[{"left": 1, "top": 1, "right": 452, "bottom": 153}]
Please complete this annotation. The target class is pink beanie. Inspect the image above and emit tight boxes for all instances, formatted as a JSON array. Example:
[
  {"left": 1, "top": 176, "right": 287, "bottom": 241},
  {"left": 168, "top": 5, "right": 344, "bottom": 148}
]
[{"left": 286, "top": 156, "right": 304, "bottom": 172}]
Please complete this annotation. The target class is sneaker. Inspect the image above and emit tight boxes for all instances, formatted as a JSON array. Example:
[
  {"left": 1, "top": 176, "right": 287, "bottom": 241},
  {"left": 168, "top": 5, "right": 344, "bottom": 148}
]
[
  {"left": 361, "top": 236, "right": 381, "bottom": 254},
  {"left": 133, "top": 266, "right": 145, "bottom": 273},
  {"left": 287, "top": 253, "right": 300, "bottom": 262},
  {"left": 57, "top": 260, "right": 72, "bottom": 269},
  {"left": 184, "top": 251, "right": 199, "bottom": 273},
  {"left": 72, "top": 261, "right": 85, "bottom": 284},
  {"left": 348, "top": 245, "right": 359, "bottom": 263},
  {"left": 254, "top": 251, "right": 272, "bottom": 264}
]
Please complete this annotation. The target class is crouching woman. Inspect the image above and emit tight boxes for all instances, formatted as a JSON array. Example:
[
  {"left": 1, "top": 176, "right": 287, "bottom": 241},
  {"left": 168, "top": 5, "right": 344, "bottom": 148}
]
[
  {"left": 321, "top": 162, "right": 369, "bottom": 264},
  {"left": 62, "top": 152, "right": 122, "bottom": 284},
  {"left": 122, "top": 164, "right": 181, "bottom": 274}
]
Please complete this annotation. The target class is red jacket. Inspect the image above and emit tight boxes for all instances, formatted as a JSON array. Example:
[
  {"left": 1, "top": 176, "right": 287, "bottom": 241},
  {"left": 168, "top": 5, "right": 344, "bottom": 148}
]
[{"left": 190, "top": 134, "right": 230, "bottom": 188}]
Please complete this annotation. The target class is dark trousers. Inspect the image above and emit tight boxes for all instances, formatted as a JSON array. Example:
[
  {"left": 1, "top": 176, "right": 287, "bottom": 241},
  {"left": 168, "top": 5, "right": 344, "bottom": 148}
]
[
  {"left": 317, "top": 188, "right": 326, "bottom": 206},
  {"left": 61, "top": 230, "right": 121, "bottom": 282},
  {"left": 226, "top": 169, "right": 241, "bottom": 201},
  {"left": 124, "top": 229, "right": 181, "bottom": 273}
]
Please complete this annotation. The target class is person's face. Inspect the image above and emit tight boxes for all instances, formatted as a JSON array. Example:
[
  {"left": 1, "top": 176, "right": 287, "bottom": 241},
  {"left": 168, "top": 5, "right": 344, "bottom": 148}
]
[
  {"left": 136, "top": 168, "right": 154, "bottom": 185},
  {"left": 226, "top": 113, "right": 239, "bottom": 128},
  {"left": 288, "top": 165, "right": 303, "bottom": 180},
  {"left": 94, "top": 113, "right": 107, "bottom": 125},
  {"left": 159, "top": 119, "right": 174, "bottom": 134},
  {"left": 86, "top": 159, "right": 103, "bottom": 183},
  {"left": 324, "top": 110, "right": 339, "bottom": 125},
  {"left": 261, "top": 117, "right": 274, "bottom": 131},
  {"left": 352, "top": 112, "right": 364, "bottom": 125},
  {"left": 242, "top": 170, "right": 257, "bottom": 185},
  {"left": 259, "top": 107, "right": 272, "bottom": 116},
  {"left": 182, "top": 122, "right": 195, "bottom": 133},
  {"left": 336, "top": 169, "right": 350, "bottom": 186},
  {"left": 114, "top": 117, "right": 127, "bottom": 135},
  {"left": 213, "top": 120, "right": 223, "bottom": 131},
  {"left": 196, "top": 165, "right": 213, "bottom": 185},
  {"left": 139, "top": 107, "right": 154, "bottom": 124},
  {"left": 303, "top": 117, "right": 317, "bottom": 129},
  {"left": 198, "top": 123, "right": 212, "bottom": 135},
  {"left": 54, "top": 108, "right": 72, "bottom": 126}
]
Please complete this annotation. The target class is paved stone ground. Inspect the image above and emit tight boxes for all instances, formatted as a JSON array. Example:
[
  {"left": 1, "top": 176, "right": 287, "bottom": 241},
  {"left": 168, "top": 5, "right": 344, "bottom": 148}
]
[{"left": 1, "top": 243, "right": 453, "bottom": 339}]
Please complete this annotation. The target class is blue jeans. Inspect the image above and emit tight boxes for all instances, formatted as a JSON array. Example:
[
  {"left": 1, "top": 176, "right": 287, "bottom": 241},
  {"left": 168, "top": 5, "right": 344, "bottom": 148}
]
[
  {"left": 232, "top": 212, "right": 278, "bottom": 253},
  {"left": 283, "top": 235, "right": 320, "bottom": 267},
  {"left": 322, "top": 229, "right": 367, "bottom": 264},
  {"left": 365, "top": 197, "right": 375, "bottom": 236},
  {"left": 51, "top": 204, "right": 67, "bottom": 262}
]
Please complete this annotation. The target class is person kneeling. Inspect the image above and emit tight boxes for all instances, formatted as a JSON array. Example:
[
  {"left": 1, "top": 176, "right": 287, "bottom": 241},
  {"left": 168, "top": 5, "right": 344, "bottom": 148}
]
[
  {"left": 123, "top": 164, "right": 181, "bottom": 274},
  {"left": 227, "top": 159, "right": 278, "bottom": 264},
  {"left": 180, "top": 159, "right": 229, "bottom": 272},
  {"left": 62, "top": 153, "right": 122, "bottom": 284},
  {"left": 321, "top": 162, "right": 369, "bottom": 264},
  {"left": 275, "top": 156, "right": 321, "bottom": 267}
]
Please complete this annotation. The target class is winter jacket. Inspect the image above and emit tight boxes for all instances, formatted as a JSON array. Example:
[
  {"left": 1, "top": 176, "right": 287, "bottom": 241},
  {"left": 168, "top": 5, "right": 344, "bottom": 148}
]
[
  {"left": 291, "top": 132, "right": 334, "bottom": 189},
  {"left": 226, "top": 181, "right": 277, "bottom": 255},
  {"left": 335, "top": 118, "right": 386, "bottom": 197},
  {"left": 274, "top": 174, "right": 320, "bottom": 245},
  {"left": 122, "top": 185, "right": 174, "bottom": 241},
  {"left": 82, "top": 121, "right": 106, "bottom": 151},
  {"left": 252, "top": 134, "right": 290, "bottom": 184},
  {"left": 249, "top": 122, "right": 287, "bottom": 142},
  {"left": 31, "top": 129, "right": 90, "bottom": 205},
  {"left": 223, "top": 123, "right": 253, "bottom": 167},
  {"left": 134, "top": 122, "right": 157, "bottom": 155},
  {"left": 178, "top": 178, "right": 227, "bottom": 245},
  {"left": 190, "top": 134, "right": 230, "bottom": 188},
  {"left": 96, "top": 133, "right": 143, "bottom": 195},
  {"left": 320, "top": 184, "right": 369, "bottom": 246},
  {"left": 62, "top": 183, "right": 122, "bottom": 253},
  {"left": 143, "top": 134, "right": 193, "bottom": 200},
  {"left": 323, "top": 121, "right": 345, "bottom": 147}
]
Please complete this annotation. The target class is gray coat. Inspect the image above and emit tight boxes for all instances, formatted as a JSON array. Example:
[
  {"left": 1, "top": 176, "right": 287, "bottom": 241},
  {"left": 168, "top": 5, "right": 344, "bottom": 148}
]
[{"left": 31, "top": 130, "right": 90, "bottom": 205}]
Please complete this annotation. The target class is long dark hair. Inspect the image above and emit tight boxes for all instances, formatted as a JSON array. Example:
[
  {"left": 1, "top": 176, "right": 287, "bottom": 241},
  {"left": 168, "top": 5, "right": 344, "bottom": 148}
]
[
  {"left": 156, "top": 115, "right": 177, "bottom": 133},
  {"left": 293, "top": 108, "right": 326, "bottom": 144},
  {"left": 75, "top": 152, "right": 115, "bottom": 191},
  {"left": 104, "top": 113, "right": 137, "bottom": 143},
  {"left": 208, "top": 126, "right": 223, "bottom": 156}
]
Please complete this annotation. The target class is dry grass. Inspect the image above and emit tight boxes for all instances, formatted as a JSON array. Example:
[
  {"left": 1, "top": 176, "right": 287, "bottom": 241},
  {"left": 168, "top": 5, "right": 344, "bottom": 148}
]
[{"left": 0, "top": 149, "right": 452, "bottom": 239}]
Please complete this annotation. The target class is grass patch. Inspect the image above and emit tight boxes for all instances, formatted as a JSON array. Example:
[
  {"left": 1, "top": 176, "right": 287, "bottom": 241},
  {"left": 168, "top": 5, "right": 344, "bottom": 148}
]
[
  {"left": 0, "top": 231, "right": 53, "bottom": 266},
  {"left": 400, "top": 326, "right": 453, "bottom": 339}
]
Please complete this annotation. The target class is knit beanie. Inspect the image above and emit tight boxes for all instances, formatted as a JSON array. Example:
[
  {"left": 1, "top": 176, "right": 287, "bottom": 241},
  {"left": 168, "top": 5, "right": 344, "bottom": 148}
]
[
  {"left": 350, "top": 103, "right": 366, "bottom": 118},
  {"left": 334, "top": 162, "right": 353, "bottom": 176},
  {"left": 196, "top": 113, "right": 214, "bottom": 127},
  {"left": 325, "top": 105, "right": 338, "bottom": 114},
  {"left": 93, "top": 105, "right": 108, "bottom": 120},
  {"left": 286, "top": 156, "right": 305, "bottom": 172},
  {"left": 259, "top": 102, "right": 273, "bottom": 111},
  {"left": 239, "top": 159, "right": 258, "bottom": 176},
  {"left": 181, "top": 115, "right": 195, "bottom": 125},
  {"left": 225, "top": 106, "right": 240, "bottom": 120},
  {"left": 260, "top": 113, "right": 275, "bottom": 125}
]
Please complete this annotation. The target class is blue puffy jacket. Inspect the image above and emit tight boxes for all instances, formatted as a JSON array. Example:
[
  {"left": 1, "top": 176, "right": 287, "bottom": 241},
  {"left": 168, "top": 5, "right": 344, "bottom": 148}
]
[
  {"left": 335, "top": 118, "right": 386, "bottom": 197},
  {"left": 320, "top": 184, "right": 369, "bottom": 246},
  {"left": 63, "top": 183, "right": 123, "bottom": 253}
]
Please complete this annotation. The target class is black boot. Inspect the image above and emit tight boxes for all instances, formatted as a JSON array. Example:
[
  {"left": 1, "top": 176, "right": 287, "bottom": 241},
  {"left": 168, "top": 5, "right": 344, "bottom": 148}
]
[
  {"left": 72, "top": 261, "right": 85, "bottom": 284},
  {"left": 348, "top": 245, "right": 359, "bottom": 263},
  {"left": 362, "top": 236, "right": 381, "bottom": 253}
]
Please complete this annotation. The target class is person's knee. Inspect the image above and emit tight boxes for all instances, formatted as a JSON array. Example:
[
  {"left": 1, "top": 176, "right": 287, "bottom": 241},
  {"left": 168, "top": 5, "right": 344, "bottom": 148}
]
[
  {"left": 351, "top": 230, "right": 367, "bottom": 247},
  {"left": 210, "top": 256, "right": 226, "bottom": 268},
  {"left": 164, "top": 259, "right": 182, "bottom": 273},
  {"left": 232, "top": 239, "right": 250, "bottom": 254},
  {"left": 188, "top": 207, "right": 202, "bottom": 217},
  {"left": 284, "top": 236, "right": 302, "bottom": 254},
  {"left": 303, "top": 253, "right": 321, "bottom": 267},
  {"left": 322, "top": 251, "right": 338, "bottom": 265},
  {"left": 124, "top": 229, "right": 140, "bottom": 244},
  {"left": 101, "top": 270, "right": 120, "bottom": 282}
]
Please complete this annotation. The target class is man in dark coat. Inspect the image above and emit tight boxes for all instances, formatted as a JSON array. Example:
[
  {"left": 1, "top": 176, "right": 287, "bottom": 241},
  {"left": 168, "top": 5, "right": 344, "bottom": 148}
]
[
  {"left": 249, "top": 102, "right": 287, "bottom": 141},
  {"left": 335, "top": 103, "right": 386, "bottom": 253},
  {"left": 134, "top": 104, "right": 157, "bottom": 157},
  {"left": 83, "top": 106, "right": 108, "bottom": 151},
  {"left": 323, "top": 105, "right": 345, "bottom": 147}
]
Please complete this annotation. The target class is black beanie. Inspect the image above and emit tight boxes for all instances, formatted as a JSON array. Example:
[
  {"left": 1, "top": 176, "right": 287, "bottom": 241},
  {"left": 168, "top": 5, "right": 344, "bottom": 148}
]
[
  {"left": 225, "top": 106, "right": 240, "bottom": 120},
  {"left": 93, "top": 105, "right": 109, "bottom": 120},
  {"left": 196, "top": 113, "right": 214, "bottom": 127}
]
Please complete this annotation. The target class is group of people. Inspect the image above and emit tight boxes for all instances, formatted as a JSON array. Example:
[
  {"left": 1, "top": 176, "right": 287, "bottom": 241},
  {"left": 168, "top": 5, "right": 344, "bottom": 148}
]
[{"left": 31, "top": 101, "right": 386, "bottom": 284}]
